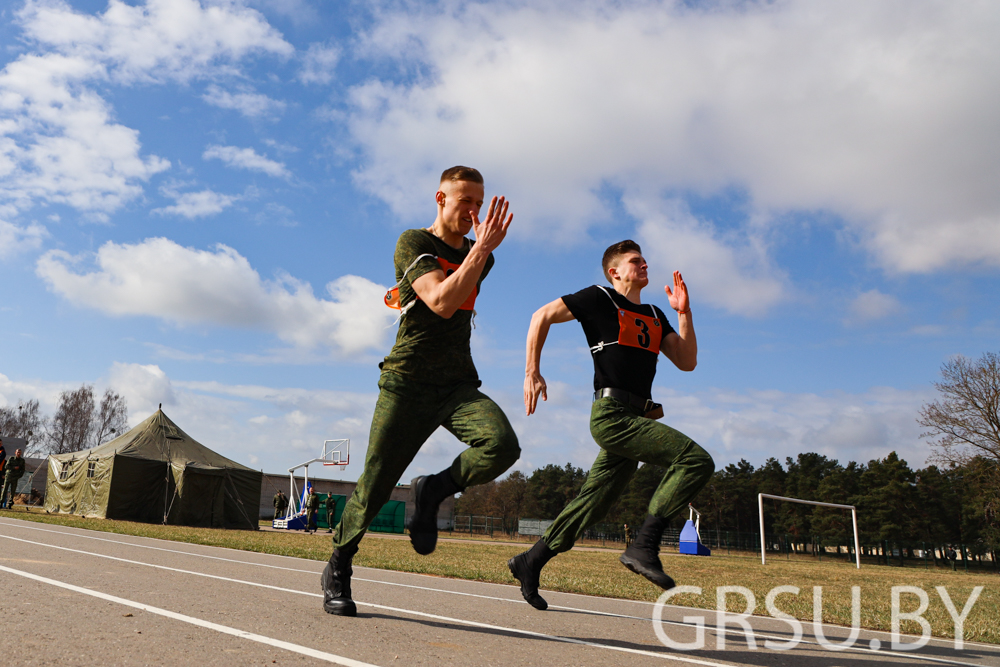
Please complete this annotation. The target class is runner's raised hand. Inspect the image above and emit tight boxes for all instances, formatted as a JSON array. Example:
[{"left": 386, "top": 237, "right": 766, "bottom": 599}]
[
  {"left": 664, "top": 270, "right": 690, "bottom": 313},
  {"left": 472, "top": 196, "right": 512, "bottom": 253}
]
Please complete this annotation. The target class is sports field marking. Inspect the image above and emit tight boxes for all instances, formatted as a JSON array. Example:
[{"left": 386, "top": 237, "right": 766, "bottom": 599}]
[
  {"left": 0, "top": 532, "right": 734, "bottom": 667},
  {"left": 0, "top": 530, "right": 989, "bottom": 667},
  {"left": 3, "top": 519, "right": 994, "bottom": 653},
  {"left": 0, "top": 563, "right": 378, "bottom": 667}
]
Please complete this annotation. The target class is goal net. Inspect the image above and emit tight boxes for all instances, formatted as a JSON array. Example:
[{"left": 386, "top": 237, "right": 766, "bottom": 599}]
[{"left": 758, "top": 493, "right": 861, "bottom": 569}]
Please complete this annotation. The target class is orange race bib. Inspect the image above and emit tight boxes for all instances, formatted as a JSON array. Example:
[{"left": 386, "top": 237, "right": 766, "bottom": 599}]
[
  {"left": 384, "top": 256, "right": 477, "bottom": 311},
  {"left": 616, "top": 308, "right": 662, "bottom": 353}
]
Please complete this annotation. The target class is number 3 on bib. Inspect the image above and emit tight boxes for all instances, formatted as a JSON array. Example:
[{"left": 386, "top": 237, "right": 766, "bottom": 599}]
[{"left": 617, "top": 309, "right": 662, "bottom": 353}]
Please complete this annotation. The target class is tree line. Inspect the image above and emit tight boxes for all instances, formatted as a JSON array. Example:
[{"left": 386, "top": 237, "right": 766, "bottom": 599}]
[
  {"left": 0, "top": 385, "right": 128, "bottom": 456},
  {"left": 457, "top": 351, "right": 1000, "bottom": 558},
  {"left": 456, "top": 451, "right": 998, "bottom": 555}
]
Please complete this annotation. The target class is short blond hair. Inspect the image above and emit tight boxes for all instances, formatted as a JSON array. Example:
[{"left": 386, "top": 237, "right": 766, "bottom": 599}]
[{"left": 440, "top": 166, "right": 483, "bottom": 184}]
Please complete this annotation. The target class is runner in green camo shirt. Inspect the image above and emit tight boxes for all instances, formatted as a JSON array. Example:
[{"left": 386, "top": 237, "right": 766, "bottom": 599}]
[
  {"left": 379, "top": 227, "right": 494, "bottom": 384},
  {"left": 321, "top": 166, "right": 520, "bottom": 618}
]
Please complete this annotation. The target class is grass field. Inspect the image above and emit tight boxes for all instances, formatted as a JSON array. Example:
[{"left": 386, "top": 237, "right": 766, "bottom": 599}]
[{"left": 3, "top": 507, "right": 996, "bottom": 644}]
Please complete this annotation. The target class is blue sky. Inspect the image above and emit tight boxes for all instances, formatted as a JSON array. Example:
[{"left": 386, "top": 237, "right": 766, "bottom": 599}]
[{"left": 1, "top": 0, "right": 998, "bottom": 482}]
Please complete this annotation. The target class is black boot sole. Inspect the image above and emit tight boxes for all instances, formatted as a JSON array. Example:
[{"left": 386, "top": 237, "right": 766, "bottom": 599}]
[
  {"left": 407, "top": 476, "right": 438, "bottom": 555},
  {"left": 323, "top": 599, "right": 357, "bottom": 616},
  {"left": 507, "top": 556, "right": 548, "bottom": 611},
  {"left": 619, "top": 553, "right": 675, "bottom": 591}
]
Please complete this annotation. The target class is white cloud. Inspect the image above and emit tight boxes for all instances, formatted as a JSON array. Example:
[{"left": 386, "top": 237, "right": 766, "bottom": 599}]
[
  {"left": 0, "top": 0, "right": 291, "bottom": 217},
  {"left": 202, "top": 85, "right": 286, "bottom": 119},
  {"left": 631, "top": 195, "right": 785, "bottom": 316},
  {"left": 153, "top": 187, "right": 237, "bottom": 218},
  {"left": 247, "top": 0, "right": 320, "bottom": 27},
  {"left": 18, "top": 0, "right": 293, "bottom": 84},
  {"left": 463, "top": 379, "right": 936, "bottom": 476},
  {"left": 347, "top": 0, "right": 1000, "bottom": 274},
  {"left": 107, "top": 361, "right": 177, "bottom": 414},
  {"left": 35, "top": 237, "right": 396, "bottom": 356},
  {"left": 1, "top": 364, "right": 379, "bottom": 473},
  {"left": 90, "top": 363, "right": 377, "bottom": 475},
  {"left": 0, "top": 360, "right": 937, "bottom": 479},
  {"left": 662, "top": 385, "right": 935, "bottom": 469},
  {"left": 0, "top": 53, "right": 170, "bottom": 214},
  {"left": 847, "top": 289, "right": 904, "bottom": 325},
  {"left": 0, "top": 218, "right": 47, "bottom": 258},
  {"left": 298, "top": 42, "right": 340, "bottom": 85},
  {"left": 203, "top": 144, "right": 290, "bottom": 179}
]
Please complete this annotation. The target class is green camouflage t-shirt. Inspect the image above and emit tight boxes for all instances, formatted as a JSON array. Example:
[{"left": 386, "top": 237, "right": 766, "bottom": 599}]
[{"left": 380, "top": 228, "right": 494, "bottom": 385}]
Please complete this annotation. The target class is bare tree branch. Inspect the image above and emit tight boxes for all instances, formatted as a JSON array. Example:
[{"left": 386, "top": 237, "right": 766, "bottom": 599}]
[
  {"left": 0, "top": 399, "right": 45, "bottom": 455},
  {"left": 919, "top": 351, "right": 1000, "bottom": 467},
  {"left": 92, "top": 389, "right": 128, "bottom": 447},
  {"left": 43, "top": 385, "right": 96, "bottom": 455}
]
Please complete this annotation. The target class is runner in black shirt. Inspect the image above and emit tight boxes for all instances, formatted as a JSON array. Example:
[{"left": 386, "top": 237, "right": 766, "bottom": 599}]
[{"left": 509, "top": 240, "right": 714, "bottom": 610}]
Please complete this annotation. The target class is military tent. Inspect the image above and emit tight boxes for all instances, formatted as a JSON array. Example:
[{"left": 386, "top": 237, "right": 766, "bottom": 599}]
[{"left": 44, "top": 409, "right": 260, "bottom": 530}]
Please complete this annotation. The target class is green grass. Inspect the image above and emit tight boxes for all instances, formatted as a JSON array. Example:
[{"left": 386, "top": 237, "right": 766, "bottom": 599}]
[{"left": 6, "top": 507, "right": 998, "bottom": 644}]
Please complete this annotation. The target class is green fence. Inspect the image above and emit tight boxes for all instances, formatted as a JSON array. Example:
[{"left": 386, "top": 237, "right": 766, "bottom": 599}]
[
  {"left": 316, "top": 494, "right": 347, "bottom": 530},
  {"left": 313, "top": 495, "right": 404, "bottom": 534},
  {"left": 369, "top": 499, "right": 406, "bottom": 534}
]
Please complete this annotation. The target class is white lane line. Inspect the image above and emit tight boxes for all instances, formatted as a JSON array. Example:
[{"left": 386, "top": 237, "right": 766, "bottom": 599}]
[
  {"left": 0, "top": 533, "right": 738, "bottom": 667},
  {"left": 4, "top": 523, "right": 997, "bottom": 659},
  {"left": 3, "top": 521, "right": 995, "bottom": 656},
  {"left": 7, "top": 521, "right": 997, "bottom": 664},
  {"left": 0, "top": 532, "right": 987, "bottom": 667},
  {"left": 0, "top": 563, "right": 378, "bottom": 667}
]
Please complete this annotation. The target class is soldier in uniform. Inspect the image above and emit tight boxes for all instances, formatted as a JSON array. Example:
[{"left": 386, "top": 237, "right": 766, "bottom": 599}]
[
  {"left": 2, "top": 448, "right": 26, "bottom": 509},
  {"left": 0, "top": 438, "right": 6, "bottom": 478},
  {"left": 510, "top": 240, "right": 715, "bottom": 610},
  {"left": 322, "top": 166, "right": 519, "bottom": 617},
  {"left": 325, "top": 493, "right": 337, "bottom": 533},
  {"left": 305, "top": 486, "right": 320, "bottom": 533},
  {"left": 273, "top": 490, "right": 288, "bottom": 520}
]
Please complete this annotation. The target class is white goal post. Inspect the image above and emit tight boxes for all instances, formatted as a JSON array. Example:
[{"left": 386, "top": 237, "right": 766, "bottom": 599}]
[{"left": 758, "top": 493, "right": 861, "bottom": 569}]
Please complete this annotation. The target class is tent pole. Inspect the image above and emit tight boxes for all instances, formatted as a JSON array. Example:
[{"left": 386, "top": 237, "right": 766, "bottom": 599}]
[
  {"left": 164, "top": 485, "right": 179, "bottom": 522},
  {"left": 163, "top": 463, "right": 170, "bottom": 524}
]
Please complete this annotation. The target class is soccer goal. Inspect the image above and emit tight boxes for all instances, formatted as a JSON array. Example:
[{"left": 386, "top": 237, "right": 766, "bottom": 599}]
[{"left": 758, "top": 493, "right": 861, "bottom": 569}]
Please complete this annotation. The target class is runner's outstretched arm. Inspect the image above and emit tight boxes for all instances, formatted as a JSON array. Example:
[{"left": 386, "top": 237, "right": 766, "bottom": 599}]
[
  {"left": 524, "top": 298, "right": 575, "bottom": 415},
  {"left": 661, "top": 270, "right": 697, "bottom": 371},
  {"left": 412, "top": 196, "right": 512, "bottom": 318}
]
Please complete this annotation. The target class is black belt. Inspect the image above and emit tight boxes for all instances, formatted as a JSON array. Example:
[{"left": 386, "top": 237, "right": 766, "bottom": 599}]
[{"left": 594, "top": 387, "right": 657, "bottom": 414}]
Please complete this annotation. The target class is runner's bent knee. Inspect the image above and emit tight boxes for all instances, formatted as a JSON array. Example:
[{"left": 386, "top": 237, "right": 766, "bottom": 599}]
[{"left": 685, "top": 441, "right": 715, "bottom": 482}]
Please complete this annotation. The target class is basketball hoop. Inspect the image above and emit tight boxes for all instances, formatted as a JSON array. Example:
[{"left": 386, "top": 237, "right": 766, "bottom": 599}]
[{"left": 321, "top": 439, "right": 349, "bottom": 473}]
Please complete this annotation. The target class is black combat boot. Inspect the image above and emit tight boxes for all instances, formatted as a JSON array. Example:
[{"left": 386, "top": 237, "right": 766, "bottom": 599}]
[
  {"left": 321, "top": 544, "right": 359, "bottom": 616},
  {"left": 619, "top": 515, "right": 675, "bottom": 590},
  {"left": 407, "top": 469, "right": 463, "bottom": 555},
  {"left": 508, "top": 539, "right": 557, "bottom": 610}
]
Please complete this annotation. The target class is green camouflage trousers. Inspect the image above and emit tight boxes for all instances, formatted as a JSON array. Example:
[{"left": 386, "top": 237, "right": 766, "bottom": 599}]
[
  {"left": 542, "top": 396, "right": 715, "bottom": 553},
  {"left": 332, "top": 372, "right": 520, "bottom": 550}
]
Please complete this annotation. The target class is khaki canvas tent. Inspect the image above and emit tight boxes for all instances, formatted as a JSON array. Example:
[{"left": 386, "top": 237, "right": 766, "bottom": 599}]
[{"left": 45, "top": 409, "right": 260, "bottom": 530}]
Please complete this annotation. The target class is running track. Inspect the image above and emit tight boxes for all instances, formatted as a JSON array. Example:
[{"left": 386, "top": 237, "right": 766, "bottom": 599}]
[{"left": 1, "top": 518, "right": 997, "bottom": 666}]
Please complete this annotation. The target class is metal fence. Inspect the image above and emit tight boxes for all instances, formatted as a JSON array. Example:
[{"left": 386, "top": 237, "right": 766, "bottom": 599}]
[{"left": 452, "top": 515, "right": 509, "bottom": 536}]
